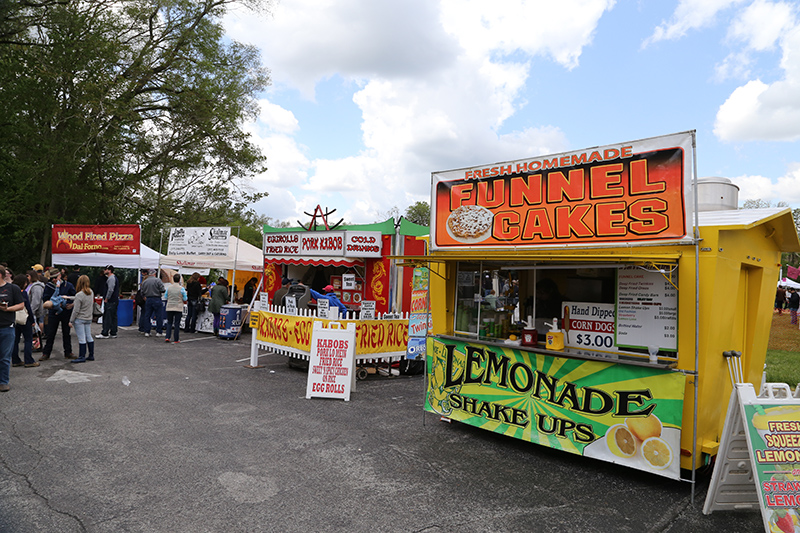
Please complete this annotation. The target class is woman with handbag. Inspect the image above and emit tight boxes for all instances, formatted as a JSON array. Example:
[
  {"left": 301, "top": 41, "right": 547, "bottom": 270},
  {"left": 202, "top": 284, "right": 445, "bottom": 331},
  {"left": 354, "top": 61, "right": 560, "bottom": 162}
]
[{"left": 11, "top": 274, "right": 37, "bottom": 368}]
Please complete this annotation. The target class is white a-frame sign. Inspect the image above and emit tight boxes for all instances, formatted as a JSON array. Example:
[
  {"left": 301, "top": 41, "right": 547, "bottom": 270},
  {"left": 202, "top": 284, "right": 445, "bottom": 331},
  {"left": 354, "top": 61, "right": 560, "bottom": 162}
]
[
  {"left": 704, "top": 382, "right": 800, "bottom": 533},
  {"left": 305, "top": 321, "right": 356, "bottom": 401}
]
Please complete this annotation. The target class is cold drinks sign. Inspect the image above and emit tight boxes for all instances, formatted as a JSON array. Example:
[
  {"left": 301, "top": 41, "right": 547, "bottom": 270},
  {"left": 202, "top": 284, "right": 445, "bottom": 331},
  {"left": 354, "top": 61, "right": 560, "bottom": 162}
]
[{"left": 431, "top": 132, "right": 694, "bottom": 249}]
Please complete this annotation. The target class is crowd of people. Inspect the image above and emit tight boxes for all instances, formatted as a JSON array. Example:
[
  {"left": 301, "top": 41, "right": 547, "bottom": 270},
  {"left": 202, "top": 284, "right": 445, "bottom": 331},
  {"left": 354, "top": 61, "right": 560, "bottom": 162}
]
[
  {"left": 0, "top": 261, "right": 255, "bottom": 393},
  {"left": 775, "top": 285, "right": 800, "bottom": 325}
]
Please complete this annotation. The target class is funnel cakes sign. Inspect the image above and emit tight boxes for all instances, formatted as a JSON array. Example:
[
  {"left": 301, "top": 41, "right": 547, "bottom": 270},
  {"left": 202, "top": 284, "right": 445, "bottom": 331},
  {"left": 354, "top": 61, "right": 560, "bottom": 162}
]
[{"left": 431, "top": 131, "right": 695, "bottom": 250}]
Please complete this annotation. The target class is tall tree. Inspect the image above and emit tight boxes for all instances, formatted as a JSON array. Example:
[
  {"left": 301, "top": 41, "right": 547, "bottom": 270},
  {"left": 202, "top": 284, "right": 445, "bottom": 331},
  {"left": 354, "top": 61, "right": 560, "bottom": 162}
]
[
  {"left": 405, "top": 201, "right": 430, "bottom": 226},
  {"left": 0, "top": 0, "right": 271, "bottom": 265}
]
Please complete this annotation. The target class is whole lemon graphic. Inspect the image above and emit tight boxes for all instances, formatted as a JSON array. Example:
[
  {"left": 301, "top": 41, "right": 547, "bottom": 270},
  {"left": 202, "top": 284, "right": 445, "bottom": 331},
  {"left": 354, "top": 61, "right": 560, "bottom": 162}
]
[{"left": 626, "top": 414, "right": 662, "bottom": 441}]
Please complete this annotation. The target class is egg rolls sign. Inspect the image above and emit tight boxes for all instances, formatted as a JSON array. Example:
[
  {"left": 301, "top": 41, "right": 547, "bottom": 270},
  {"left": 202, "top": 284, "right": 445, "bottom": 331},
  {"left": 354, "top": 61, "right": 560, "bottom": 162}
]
[{"left": 432, "top": 132, "right": 694, "bottom": 249}]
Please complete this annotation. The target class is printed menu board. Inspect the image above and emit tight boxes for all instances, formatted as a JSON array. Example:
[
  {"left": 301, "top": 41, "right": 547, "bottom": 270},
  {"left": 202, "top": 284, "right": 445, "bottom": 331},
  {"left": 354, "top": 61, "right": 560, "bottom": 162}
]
[
  {"left": 616, "top": 269, "right": 678, "bottom": 351},
  {"left": 330, "top": 275, "right": 364, "bottom": 307}
]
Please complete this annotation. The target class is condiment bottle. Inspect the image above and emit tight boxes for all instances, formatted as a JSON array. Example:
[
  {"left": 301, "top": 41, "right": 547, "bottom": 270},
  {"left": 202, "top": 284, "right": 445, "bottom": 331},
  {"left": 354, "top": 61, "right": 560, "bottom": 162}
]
[{"left": 545, "top": 318, "right": 564, "bottom": 351}]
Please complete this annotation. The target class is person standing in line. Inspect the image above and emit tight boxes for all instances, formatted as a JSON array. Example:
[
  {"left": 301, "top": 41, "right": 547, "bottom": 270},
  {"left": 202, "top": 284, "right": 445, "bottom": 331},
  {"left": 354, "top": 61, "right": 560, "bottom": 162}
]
[
  {"left": 184, "top": 272, "right": 203, "bottom": 333},
  {"left": 776, "top": 285, "right": 787, "bottom": 314},
  {"left": 789, "top": 288, "right": 800, "bottom": 325},
  {"left": 0, "top": 265, "right": 25, "bottom": 392},
  {"left": 40, "top": 267, "right": 76, "bottom": 360},
  {"left": 140, "top": 269, "right": 165, "bottom": 337},
  {"left": 69, "top": 275, "right": 95, "bottom": 363},
  {"left": 11, "top": 274, "right": 37, "bottom": 368},
  {"left": 96, "top": 265, "right": 119, "bottom": 339},
  {"left": 66, "top": 265, "right": 81, "bottom": 287},
  {"left": 164, "top": 274, "right": 187, "bottom": 344},
  {"left": 207, "top": 278, "right": 229, "bottom": 336},
  {"left": 27, "top": 269, "right": 45, "bottom": 350}
]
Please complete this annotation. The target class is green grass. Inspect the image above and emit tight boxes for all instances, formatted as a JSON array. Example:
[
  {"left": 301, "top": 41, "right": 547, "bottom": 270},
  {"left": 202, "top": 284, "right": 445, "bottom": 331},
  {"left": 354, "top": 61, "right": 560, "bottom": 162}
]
[
  {"left": 766, "top": 312, "right": 800, "bottom": 386},
  {"left": 766, "top": 350, "right": 800, "bottom": 386}
]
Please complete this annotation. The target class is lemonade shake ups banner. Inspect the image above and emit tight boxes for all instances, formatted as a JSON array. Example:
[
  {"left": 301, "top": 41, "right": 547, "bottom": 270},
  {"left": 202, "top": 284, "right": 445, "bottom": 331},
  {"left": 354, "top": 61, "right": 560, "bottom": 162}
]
[
  {"left": 431, "top": 131, "right": 694, "bottom": 249},
  {"left": 52, "top": 224, "right": 140, "bottom": 254},
  {"left": 426, "top": 336, "right": 686, "bottom": 480}
]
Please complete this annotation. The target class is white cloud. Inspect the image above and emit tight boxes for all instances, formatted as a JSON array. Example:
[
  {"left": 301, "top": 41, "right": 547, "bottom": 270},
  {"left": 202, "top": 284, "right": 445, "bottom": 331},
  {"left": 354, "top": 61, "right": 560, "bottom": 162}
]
[
  {"left": 715, "top": 24, "right": 800, "bottom": 141},
  {"left": 713, "top": 51, "right": 752, "bottom": 81},
  {"left": 731, "top": 165, "right": 800, "bottom": 204},
  {"left": 225, "top": 0, "right": 460, "bottom": 97},
  {"left": 643, "top": 0, "right": 745, "bottom": 46},
  {"left": 727, "top": 0, "right": 796, "bottom": 51},
  {"left": 439, "top": 0, "right": 615, "bottom": 69},
  {"left": 226, "top": 1, "right": 612, "bottom": 222},
  {"left": 256, "top": 99, "right": 299, "bottom": 134}
]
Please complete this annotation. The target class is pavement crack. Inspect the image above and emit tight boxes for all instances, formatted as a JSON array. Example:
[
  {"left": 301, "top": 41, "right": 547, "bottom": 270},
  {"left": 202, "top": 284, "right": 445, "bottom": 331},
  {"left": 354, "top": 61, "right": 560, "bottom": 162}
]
[{"left": 0, "top": 409, "right": 87, "bottom": 532}]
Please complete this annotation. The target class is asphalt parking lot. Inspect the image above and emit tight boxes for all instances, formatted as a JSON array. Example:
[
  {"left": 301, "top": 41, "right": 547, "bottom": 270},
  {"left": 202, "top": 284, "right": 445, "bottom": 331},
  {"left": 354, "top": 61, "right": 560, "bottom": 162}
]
[{"left": 0, "top": 324, "right": 764, "bottom": 532}]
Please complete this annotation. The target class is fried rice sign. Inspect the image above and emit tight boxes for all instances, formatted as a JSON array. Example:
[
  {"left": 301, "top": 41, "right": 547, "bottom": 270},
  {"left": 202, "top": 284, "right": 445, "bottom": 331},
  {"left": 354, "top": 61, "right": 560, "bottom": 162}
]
[
  {"left": 254, "top": 311, "right": 408, "bottom": 356},
  {"left": 432, "top": 132, "right": 694, "bottom": 249}
]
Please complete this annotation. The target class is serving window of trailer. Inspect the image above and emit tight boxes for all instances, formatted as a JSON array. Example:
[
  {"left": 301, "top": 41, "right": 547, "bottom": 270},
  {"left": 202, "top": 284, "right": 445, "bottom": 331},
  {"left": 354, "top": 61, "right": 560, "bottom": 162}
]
[{"left": 452, "top": 261, "right": 679, "bottom": 360}]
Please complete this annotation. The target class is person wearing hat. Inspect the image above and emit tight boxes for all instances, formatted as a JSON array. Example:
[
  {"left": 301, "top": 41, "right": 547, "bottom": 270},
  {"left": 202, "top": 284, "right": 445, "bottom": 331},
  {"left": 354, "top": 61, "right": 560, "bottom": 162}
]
[
  {"left": 272, "top": 277, "right": 292, "bottom": 306},
  {"left": 303, "top": 283, "right": 348, "bottom": 317},
  {"left": 96, "top": 265, "right": 119, "bottom": 339}
]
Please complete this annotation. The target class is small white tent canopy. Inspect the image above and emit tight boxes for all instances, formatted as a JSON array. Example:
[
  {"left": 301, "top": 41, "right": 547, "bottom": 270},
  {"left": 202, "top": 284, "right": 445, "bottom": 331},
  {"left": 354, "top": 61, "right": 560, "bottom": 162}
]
[
  {"left": 158, "top": 235, "right": 263, "bottom": 273},
  {"left": 779, "top": 278, "right": 800, "bottom": 290},
  {"left": 52, "top": 243, "right": 160, "bottom": 270}
]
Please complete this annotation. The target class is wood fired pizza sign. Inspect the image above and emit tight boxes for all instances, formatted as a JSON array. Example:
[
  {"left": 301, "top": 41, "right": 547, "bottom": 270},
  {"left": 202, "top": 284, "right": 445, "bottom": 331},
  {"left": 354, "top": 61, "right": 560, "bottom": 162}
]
[{"left": 431, "top": 132, "right": 694, "bottom": 249}]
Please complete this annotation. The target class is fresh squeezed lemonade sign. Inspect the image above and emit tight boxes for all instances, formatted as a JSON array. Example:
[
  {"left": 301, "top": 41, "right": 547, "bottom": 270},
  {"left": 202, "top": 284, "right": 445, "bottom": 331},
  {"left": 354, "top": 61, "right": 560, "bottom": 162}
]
[
  {"left": 431, "top": 132, "right": 693, "bottom": 249},
  {"left": 741, "top": 397, "right": 800, "bottom": 532},
  {"left": 426, "top": 336, "right": 686, "bottom": 479}
]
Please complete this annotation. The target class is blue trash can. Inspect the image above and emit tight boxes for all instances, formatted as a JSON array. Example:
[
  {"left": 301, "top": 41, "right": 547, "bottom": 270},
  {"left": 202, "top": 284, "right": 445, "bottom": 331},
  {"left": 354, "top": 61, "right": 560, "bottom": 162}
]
[
  {"left": 117, "top": 299, "right": 134, "bottom": 327},
  {"left": 218, "top": 305, "right": 245, "bottom": 339}
]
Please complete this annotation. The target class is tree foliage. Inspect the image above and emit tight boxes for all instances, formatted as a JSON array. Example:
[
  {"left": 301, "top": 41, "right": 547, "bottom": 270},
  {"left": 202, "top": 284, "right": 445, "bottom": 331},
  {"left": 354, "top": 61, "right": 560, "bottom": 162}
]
[
  {"left": 0, "top": 0, "right": 271, "bottom": 266},
  {"left": 404, "top": 201, "right": 430, "bottom": 226}
]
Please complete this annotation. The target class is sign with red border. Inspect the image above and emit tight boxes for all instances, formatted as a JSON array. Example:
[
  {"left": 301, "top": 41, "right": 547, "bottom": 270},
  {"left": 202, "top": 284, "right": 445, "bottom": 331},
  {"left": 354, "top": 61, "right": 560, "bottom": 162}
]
[
  {"left": 52, "top": 224, "right": 140, "bottom": 254},
  {"left": 431, "top": 132, "right": 694, "bottom": 250}
]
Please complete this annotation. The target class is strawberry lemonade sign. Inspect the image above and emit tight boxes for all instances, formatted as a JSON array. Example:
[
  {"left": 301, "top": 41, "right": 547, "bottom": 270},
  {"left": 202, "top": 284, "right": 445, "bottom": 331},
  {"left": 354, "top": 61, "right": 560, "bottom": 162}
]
[
  {"left": 426, "top": 336, "right": 686, "bottom": 479},
  {"left": 431, "top": 132, "right": 694, "bottom": 249},
  {"left": 52, "top": 224, "right": 140, "bottom": 254}
]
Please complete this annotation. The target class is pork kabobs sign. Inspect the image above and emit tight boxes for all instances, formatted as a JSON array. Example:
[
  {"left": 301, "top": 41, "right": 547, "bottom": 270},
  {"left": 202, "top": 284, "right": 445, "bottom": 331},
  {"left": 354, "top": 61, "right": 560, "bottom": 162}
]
[
  {"left": 426, "top": 337, "right": 687, "bottom": 479},
  {"left": 431, "top": 132, "right": 694, "bottom": 249}
]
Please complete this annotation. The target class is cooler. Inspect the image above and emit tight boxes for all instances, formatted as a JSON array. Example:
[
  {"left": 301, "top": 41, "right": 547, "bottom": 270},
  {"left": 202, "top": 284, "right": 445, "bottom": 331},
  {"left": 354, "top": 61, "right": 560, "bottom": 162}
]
[
  {"left": 218, "top": 304, "right": 245, "bottom": 339},
  {"left": 117, "top": 299, "right": 134, "bottom": 327}
]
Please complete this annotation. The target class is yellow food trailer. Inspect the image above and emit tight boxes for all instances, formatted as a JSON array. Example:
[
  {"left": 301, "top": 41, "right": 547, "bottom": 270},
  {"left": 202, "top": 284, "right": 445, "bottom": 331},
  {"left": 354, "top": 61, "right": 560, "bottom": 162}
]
[{"left": 415, "top": 131, "right": 800, "bottom": 482}]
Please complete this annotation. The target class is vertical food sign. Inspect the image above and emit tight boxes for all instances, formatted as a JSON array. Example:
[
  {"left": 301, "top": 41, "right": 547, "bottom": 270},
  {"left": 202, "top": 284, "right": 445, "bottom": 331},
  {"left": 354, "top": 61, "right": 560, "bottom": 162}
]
[
  {"left": 407, "top": 268, "right": 430, "bottom": 360},
  {"left": 431, "top": 132, "right": 694, "bottom": 249}
]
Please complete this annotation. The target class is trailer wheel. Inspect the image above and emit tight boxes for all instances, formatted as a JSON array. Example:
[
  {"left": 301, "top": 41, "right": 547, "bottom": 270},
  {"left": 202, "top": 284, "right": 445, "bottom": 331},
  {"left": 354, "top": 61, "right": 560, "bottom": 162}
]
[{"left": 356, "top": 367, "right": 369, "bottom": 381}]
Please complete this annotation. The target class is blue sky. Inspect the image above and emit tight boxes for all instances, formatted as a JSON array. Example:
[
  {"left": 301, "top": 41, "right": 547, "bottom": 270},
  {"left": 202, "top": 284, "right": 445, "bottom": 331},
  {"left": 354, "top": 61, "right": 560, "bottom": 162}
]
[{"left": 224, "top": 0, "right": 800, "bottom": 225}]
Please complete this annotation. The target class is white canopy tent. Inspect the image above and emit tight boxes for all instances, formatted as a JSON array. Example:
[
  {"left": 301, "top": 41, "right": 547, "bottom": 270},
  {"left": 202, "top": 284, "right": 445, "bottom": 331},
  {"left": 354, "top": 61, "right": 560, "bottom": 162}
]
[
  {"left": 52, "top": 243, "right": 160, "bottom": 270},
  {"left": 779, "top": 278, "right": 800, "bottom": 289},
  {"left": 158, "top": 235, "right": 262, "bottom": 273}
]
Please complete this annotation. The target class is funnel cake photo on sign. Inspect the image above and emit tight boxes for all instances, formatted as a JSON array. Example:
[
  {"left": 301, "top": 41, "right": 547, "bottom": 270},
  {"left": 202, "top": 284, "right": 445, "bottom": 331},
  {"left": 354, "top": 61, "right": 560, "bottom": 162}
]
[{"left": 446, "top": 205, "right": 493, "bottom": 244}]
